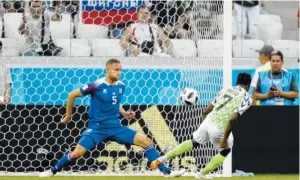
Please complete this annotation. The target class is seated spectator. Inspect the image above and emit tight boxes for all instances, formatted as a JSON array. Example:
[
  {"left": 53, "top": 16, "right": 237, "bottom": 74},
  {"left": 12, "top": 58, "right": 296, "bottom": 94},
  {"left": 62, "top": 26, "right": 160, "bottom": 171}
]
[
  {"left": 253, "top": 51, "right": 298, "bottom": 106},
  {"left": 120, "top": 5, "right": 173, "bottom": 57},
  {"left": 251, "top": 45, "right": 275, "bottom": 104},
  {"left": 148, "top": 1, "right": 190, "bottom": 39},
  {"left": 189, "top": 0, "right": 223, "bottom": 39},
  {"left": 18, "top": 0, "right": 62, "bottom": 56},
  {"left": 0, "top": 40, "right": 11, "bottom": 104}
]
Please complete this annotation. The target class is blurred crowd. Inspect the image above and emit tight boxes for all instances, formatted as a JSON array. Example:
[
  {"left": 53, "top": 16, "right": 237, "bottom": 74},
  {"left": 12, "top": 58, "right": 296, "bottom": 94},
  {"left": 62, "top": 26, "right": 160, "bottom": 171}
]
[
  {"left": 0, "top": 0, "right": 298, "bottom": 57},
  {"left": 0, "top": 0, "right": 275, "bottom": 57},
  {"left": 0, "top": 0, "right": 299, "bottom": 105}
]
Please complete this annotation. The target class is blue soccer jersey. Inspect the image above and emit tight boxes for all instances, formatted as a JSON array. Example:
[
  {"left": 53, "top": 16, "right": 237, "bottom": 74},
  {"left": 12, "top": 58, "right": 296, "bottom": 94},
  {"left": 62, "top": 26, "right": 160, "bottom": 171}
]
[{"left": 79, "top": 77, "right": 125, "bottom": 129}]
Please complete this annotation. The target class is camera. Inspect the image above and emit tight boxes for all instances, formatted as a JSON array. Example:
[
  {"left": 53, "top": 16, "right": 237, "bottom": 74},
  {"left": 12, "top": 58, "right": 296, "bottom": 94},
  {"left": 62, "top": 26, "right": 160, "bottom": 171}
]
[
  {"left": 270, "top": 85, "right": 277, "bottom": 91},
  {"left": 141, "top": 41, "right": 154, "bottom": 55}
]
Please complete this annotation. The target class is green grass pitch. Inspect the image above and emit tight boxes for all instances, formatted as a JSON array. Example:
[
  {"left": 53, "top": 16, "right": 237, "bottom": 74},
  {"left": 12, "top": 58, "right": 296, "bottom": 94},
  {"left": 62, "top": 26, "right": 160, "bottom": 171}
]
[{"left": 0, "top": 175, "right": 298, "bottom": 180}]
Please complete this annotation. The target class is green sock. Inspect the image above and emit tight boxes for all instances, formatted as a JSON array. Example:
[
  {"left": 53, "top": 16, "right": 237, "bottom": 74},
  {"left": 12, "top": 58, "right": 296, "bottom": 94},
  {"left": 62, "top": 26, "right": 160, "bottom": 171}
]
[
  {"left": 166, "top": 140, "right": 194, "bottom": 160},
  {"left": 201, "top": 153, "right": 226, "bottom": 175}
]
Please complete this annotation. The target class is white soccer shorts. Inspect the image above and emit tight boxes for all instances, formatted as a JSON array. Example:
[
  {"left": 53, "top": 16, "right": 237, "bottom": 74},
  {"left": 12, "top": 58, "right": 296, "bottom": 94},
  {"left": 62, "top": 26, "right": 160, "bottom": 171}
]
[{"left": 192, "top": 118, "right": 234, "bottom": 152}]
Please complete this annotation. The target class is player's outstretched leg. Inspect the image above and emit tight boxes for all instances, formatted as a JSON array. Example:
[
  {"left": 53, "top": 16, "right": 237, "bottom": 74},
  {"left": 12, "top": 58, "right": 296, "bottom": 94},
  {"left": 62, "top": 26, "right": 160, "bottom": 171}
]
[
  {"left": 150, "top": 139, "right": 195, "bottom": 170},
  {"left": 133, "top": 133, "right": 185, "bottom": 177},
  {"left": 39, "top": 144, "right": 87, "bottom": 177}
]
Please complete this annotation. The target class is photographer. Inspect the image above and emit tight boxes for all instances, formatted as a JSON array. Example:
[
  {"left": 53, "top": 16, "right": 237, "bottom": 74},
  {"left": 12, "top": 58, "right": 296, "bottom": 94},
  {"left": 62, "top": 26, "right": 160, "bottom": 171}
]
[
  {"left": 120, "top": 5, "right": 173, "bottom": 57},
  {"left": 18, "top": 0, "right": 62, "bottom": 56},
  {"left": 253, "top": 50, "right": 298, "bottom": 105}
]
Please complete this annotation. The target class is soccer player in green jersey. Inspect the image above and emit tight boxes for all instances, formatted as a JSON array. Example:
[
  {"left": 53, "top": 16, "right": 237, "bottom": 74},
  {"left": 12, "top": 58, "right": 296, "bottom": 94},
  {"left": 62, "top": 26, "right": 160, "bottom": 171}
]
[{"left": 150, "top": 73, "right": 252, "bottom": 178}]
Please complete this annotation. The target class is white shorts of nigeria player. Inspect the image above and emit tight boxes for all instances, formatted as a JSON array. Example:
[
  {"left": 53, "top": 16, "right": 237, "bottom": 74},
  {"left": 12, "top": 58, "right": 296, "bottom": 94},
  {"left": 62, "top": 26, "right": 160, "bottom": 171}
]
[{"left": 192, "top": 118, "right": 233, "bottom": 151}]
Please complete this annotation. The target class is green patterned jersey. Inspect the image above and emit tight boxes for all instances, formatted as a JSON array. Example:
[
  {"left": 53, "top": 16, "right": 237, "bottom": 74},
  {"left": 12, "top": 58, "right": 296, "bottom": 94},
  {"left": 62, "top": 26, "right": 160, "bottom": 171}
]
[{"left": 206, "top": 86, "right": 252, "bottom": 130}]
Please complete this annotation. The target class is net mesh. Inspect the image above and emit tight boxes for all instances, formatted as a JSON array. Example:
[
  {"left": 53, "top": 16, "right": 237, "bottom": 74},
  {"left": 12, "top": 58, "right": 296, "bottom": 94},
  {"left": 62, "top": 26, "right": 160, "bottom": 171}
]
[{"left": 0, "top": 0, "right": 226, "bottom": 176}]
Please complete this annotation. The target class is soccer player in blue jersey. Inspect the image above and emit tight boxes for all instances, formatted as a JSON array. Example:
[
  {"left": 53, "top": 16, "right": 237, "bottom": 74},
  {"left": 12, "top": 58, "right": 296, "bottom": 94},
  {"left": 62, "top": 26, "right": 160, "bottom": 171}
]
[{"left": 39, "top": 59, "right": 184, "bottom": 177}]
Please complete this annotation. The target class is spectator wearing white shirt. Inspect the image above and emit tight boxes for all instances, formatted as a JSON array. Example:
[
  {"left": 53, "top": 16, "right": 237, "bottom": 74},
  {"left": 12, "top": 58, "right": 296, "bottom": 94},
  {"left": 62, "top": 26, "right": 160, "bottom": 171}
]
[
  {"left": 18, "top": 0, "right": 62, "bottom": 56},
  {"left": 120, "top": 5, "right": 173, "bottom": 57}
]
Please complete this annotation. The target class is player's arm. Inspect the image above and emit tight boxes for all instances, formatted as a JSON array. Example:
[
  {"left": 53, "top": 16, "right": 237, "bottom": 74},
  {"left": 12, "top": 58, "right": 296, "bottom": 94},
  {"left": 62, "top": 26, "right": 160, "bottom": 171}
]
[
  {"left": 221, "top": 112, "right": 239, "bottom": 148},
  {"left": 61, "top": 89, "right": 82, "bottom": 124},
  {"left": 202, "top": 103, "right": 214, "bottom": 120},
  {"left": 119, "top": 105, "right": 135, "bottom": 119}
]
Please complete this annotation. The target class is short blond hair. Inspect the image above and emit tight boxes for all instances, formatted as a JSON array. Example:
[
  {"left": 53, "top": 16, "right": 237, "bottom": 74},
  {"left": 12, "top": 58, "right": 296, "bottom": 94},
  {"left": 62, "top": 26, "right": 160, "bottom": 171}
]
[{"left": 106, "top": 59, "right": 121, "bottom": 67}]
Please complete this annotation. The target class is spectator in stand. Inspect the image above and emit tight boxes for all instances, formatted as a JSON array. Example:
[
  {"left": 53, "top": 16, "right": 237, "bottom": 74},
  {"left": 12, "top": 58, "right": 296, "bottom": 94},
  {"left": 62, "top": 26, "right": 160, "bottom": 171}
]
[
  {"left": 253, "top": 50, "right": 298, "bottom": 106},
  {"left": 120, "top": 5, "right": 173, "bottom": 57},
  {"left": 189, "top": 0, "right": 223, "bottom": 39},
  {"left": 0, "top": 40, "right": 12, "bottom": 104},
  {"left": 148, "top": 1, "right": 190, "bottom": 39},
  {"left": 18, "top": 0, "right": 62, "bottom": 56},
  {"left": 234, "top": 0, "right": 264, "bottom": 39}
]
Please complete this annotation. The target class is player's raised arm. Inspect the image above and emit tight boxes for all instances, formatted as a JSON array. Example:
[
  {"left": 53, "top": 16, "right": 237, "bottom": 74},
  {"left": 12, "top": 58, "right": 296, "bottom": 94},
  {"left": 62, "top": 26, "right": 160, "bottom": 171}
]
[{"left": 61, "top": 89, "right": 82, "bottom": 124}]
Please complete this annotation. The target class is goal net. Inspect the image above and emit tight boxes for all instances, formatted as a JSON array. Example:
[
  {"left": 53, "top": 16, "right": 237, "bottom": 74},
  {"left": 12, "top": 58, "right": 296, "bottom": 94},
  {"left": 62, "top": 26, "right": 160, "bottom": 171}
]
[{"left": 0, "top": 0, "right": 232, "bottom": 176}]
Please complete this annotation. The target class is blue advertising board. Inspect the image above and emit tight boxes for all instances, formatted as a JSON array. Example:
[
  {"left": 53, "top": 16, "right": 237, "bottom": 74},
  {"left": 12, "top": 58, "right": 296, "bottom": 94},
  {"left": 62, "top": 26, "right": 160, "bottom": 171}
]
[{"left": 10, "top": 68, "right": 299, "bottom": 105}]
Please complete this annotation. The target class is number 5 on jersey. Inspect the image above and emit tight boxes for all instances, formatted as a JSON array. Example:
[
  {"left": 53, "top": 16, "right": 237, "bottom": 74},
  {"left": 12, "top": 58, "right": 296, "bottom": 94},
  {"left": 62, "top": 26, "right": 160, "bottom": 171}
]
[{"left": 112, "top": 96, "right": 117, "bottom": 104}]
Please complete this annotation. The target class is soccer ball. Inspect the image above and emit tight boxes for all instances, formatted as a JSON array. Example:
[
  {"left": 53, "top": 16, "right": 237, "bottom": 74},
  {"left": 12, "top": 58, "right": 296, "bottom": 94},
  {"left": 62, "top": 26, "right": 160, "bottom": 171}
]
[{"left": 180, "top": 88, "right": 199, "bottom": 105}]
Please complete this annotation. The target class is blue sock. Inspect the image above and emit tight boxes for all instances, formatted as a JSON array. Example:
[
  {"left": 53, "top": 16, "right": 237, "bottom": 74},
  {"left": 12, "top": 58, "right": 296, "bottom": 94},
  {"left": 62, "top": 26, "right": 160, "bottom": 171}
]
[
  {"left": 144, "top": 144, "right": 171, "bottom": 175},
  {"left": 51, "top": 153, "right": 73, "bottom": 174}
]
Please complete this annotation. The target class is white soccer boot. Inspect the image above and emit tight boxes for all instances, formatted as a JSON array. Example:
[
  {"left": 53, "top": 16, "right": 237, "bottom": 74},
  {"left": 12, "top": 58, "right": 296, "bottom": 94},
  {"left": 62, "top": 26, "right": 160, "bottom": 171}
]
[
  {"left": 39, "top": 170, "right": 55, "bottom": 177},
  {"left": 165, "top": 169, "right": 185, "bottom": 177},
  {"left": 195, "top": 172, "right": 213, "bottom": 179}
]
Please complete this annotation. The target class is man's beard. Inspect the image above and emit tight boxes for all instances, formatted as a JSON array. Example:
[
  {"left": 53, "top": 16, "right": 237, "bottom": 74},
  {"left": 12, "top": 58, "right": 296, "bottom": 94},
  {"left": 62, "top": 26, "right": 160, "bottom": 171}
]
[
  {"left": 111, "top": 76, "right": 118, "bottom": 81},
  {"left": 32, "top": 13, "right": 41, "bottom": 19}
]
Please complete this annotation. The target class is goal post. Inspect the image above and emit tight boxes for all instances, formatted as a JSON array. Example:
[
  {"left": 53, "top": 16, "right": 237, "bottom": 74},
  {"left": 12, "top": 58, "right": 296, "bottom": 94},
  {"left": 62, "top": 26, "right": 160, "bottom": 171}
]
[
  {"left": 0, "top": 0, "right": 233, "bottom": 177},
  {"left": 222, "top": 0, "right": 233, "bottom": 177}
]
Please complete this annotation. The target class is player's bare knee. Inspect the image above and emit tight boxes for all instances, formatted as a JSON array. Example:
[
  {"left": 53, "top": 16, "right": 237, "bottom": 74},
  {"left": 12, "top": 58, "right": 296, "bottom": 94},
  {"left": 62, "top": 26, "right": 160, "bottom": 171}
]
[
  {"left": 140, "top": 136, "right": 152, "bottom": 149},
  {"left": 70, "top": 150, "right": 85, "bottom": 159},
  {"left": 144, "top": 137, "right": 153, "bottom": 148}
]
